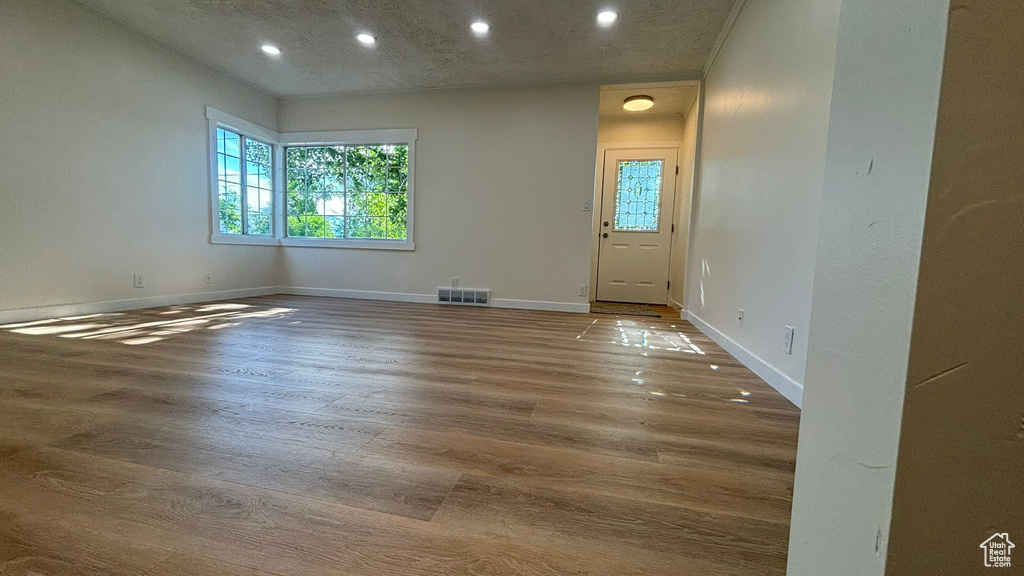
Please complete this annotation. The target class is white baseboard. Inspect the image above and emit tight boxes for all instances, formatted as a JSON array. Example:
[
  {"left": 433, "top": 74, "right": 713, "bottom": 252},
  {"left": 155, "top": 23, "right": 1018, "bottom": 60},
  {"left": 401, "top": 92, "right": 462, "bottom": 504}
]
[
  {"left": 0, "top": 286, "right": 281, "bottom": 325},
  {"left": 0, "top": 285, "right": 592, "bottom": 327},
  {"left": 686, "top": 311, "right": 803, "bottom": 408},
  {"left": 667, "top": 298, "right": 687, "bottom": 318},
  {"left": 280, "top": 287, "right": 589, "bottom": 314},
  {"left": 282, "top": 286, "right": 437, "bottom": 305},
  {"left": 491, "top": 299, "right": 590, "bottom": 314}
]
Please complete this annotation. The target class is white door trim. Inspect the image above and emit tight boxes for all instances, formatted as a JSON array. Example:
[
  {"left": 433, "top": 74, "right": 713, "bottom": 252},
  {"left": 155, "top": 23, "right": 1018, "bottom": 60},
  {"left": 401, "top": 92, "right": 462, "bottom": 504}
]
[
  {"left": 594, "top": 148, "right": 679, "bottom": 304},
  {"left": 589, "top": 142, "right": 684, "bottom": 302}
]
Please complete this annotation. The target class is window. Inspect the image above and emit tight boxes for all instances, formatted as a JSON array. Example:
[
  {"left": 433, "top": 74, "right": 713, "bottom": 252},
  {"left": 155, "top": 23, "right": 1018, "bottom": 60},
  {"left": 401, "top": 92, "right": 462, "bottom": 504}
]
[
  {"left": 285, "top": 144, "right": 409, "bottom": 241},
  {"left": 216, "top": 128, "right": 273, "bottom": 236},
  {"left": 614, "top": 160, "right": 663, "bottom": 231},
  {"left": 207, "top": 107, "right": 416, "bottom": 250}
]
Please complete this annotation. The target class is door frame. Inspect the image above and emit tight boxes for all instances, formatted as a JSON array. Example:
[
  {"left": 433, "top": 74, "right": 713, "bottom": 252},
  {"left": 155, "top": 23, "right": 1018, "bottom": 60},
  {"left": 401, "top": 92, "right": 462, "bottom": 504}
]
[{"left": 589, "top": 141, "right": 684, "bottom": 304}]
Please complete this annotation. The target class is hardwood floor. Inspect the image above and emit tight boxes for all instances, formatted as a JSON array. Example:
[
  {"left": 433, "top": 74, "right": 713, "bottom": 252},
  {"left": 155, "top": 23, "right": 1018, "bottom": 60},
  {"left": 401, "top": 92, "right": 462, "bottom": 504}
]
[{"left": 0, "top": 295, "right": 800, "bottom": 575}]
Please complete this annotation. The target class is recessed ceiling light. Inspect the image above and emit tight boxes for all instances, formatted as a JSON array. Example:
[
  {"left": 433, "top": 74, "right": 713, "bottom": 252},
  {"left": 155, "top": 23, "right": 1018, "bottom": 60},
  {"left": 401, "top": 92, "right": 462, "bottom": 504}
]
[
  {"left": 357, "top": 33, "right": 376, "bottom": 46},
  {"left": 471, "top": 21, "right": 491, "bottom": 35},
  {"left": 597, "top": 10, "right": 618, "bottom": 26},
  {"left": 623, "top": 95, "right": 655, "bottom": 112},
  {"left": 261, "top": 44, "right": 281, "bottom": 56}
]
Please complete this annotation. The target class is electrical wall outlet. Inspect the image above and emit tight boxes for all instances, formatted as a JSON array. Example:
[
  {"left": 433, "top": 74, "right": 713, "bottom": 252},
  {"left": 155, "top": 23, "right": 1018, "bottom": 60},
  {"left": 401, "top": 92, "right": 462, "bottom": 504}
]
[
  {"left": 783, "top": 326, "right": 795, "bottom": 355},
  {"left": 133, "top": 274, "right": 145, "bottom": 289},
  {"left": 450, "top": 277, "right": 459, "bottom": 288},
  {"left": 578, "top": 284, "right": 589, "bottom": 298},
  {"left": 204, "top": 272, "right": 212, "bottom": 285},
  {"left": 738, "top": 309, "right": 744, "bottom": 328}
]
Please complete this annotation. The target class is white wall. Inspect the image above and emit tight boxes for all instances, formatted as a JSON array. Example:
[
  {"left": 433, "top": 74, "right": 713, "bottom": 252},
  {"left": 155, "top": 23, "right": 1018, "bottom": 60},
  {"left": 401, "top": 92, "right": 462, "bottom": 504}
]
[
  {"left": 277, "top": 85, "right": 600, "bottom": 309},
  {"left": 597, "top": 114, "right": 685, "bottom": 143},
  {"left": 787, "top": 1, "right": 950, "bottom": 574},
  {"left": 669, "top": 99, "right": 700, "bottom": 309},
  {"left": 0, "top": 0, "right": 279, "bottom": 317},
  {"left": 685, "top": 0, "right": 842, "bottom": 402}
]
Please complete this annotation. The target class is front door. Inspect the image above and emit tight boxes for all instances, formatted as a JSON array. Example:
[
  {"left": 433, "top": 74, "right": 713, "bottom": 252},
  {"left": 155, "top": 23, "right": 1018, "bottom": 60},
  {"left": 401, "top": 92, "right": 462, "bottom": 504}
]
[{"left": 596, "top": 149, "right": 678, "bottom": 304}]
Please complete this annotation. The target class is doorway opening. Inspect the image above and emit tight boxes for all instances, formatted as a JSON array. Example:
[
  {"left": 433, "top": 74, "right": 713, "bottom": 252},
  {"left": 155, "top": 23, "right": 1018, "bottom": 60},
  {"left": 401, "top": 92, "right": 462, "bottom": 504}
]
[{"left": 589, "top": 81, "right": 701, "bottom": 311}]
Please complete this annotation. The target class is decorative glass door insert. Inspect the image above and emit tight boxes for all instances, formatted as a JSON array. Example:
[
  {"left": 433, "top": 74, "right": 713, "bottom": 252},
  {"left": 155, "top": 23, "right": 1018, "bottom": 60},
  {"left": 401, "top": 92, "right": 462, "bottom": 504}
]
[{"left": 614, "top": 160, "right": 664, "bottom": 231}]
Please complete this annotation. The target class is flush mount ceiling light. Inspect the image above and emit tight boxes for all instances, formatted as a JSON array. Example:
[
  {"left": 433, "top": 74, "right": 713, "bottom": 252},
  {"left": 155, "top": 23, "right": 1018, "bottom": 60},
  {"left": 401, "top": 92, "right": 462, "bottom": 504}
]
[
  {"left": 471, "top": 21, "right": 491, "bottom": 35},
  {"left": 597, "top": 10, "right": 618, "bottom": 26},
  {"left": 260, "top": 44, "right": 282, "bottom": 56},
  {"left": 357, "top": 33, "right": 377, "bottom": 46},
  {"left": 623, "top": 95, "right": 655, "bottom": 112}
]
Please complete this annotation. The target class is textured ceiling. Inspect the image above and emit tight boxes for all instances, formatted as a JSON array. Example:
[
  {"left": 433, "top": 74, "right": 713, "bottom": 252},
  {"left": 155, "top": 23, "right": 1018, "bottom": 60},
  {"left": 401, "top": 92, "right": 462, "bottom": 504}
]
[{"left": 70, "top": 0, "right": 736, "bottom": 97}]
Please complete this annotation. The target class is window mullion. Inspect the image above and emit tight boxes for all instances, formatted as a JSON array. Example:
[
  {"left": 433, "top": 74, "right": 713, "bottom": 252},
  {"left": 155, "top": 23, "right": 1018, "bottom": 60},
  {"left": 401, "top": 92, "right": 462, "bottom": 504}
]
[
  {"left": 240, "top": 137, "right": 249, "bottom": 235},
  {"left": 342, "top": 147, "right": 349, "bottom": 240},
  {"left": 275, "top": 145, "right": 285, "bottom": 239}
]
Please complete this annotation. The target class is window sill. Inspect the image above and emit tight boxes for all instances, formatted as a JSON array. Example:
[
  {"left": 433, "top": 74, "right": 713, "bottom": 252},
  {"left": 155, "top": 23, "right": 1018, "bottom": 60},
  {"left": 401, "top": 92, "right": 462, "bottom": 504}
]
[
  {"left": 210, "top": 234, "right": 279, "bottom": 246},
  {"left": 280, "top": 238, "right": 415, "bottom": 251},
  {"left": 210, "top": 235, "right": 414, "bottom": 251}
]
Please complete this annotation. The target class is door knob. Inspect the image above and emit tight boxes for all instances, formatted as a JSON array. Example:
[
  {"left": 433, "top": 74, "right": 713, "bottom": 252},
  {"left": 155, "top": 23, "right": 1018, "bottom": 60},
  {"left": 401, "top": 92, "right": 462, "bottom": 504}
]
[
  {"left": 603, "top": 221, "right": 610, "bottom": 227},
  {"left": 602, "top": 233, "right": 609, "bottom": 238}
]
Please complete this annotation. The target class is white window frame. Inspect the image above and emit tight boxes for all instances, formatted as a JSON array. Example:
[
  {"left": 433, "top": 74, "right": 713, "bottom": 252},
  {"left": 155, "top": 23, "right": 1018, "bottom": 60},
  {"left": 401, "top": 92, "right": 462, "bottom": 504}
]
[
  {"left": 206, "top": 107, "right": 417, "bottom": 251},
  {"left": 207, "top": 107, "right": 282, "bottom": 246},
  {"left": 279, "top": 129, "right": 417, "bottom": 251}
]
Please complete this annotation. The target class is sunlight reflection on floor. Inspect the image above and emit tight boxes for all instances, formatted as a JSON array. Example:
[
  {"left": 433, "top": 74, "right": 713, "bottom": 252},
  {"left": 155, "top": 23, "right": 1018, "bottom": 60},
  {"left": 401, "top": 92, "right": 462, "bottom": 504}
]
[
  {"left": 574, "top": 316, "right": 757, "bottom": 407},
  {"left": 576, "top": 317, "right": 706, "bottom": 354},
  {"left": 0, "top": 303, "right": 296, "bottom": 346}
]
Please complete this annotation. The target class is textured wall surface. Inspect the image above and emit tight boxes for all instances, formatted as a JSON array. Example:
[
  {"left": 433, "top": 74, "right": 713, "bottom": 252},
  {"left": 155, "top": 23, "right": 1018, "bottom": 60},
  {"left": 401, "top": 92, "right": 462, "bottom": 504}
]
[
  {"left": 886, "top": 2, "right": 1024, "bottom": 574},
  {"left": 67, "top": 0, "right": 735, "bottom": 96}
]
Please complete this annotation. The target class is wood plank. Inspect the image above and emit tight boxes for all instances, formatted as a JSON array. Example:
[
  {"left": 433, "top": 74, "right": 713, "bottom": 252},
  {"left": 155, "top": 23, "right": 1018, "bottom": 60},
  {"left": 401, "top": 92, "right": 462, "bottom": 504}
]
[
  {"left": 531, "top": 397, "right": 798, "bottom": 445},
  {"left": 430, "top": 474, "right": 790, "bottom": 575},
  {"left": 146, "top": 554, "right": 282, "bottom": 576},
  {"left": 0, "top": 400, "right": 119, "bottom": 444},
  {"left": 0, "top": 442, "right": 659, "bottom": 576},
  {"left": 357, "top": 425, "right": 793, "bottom": 523},
  {"left": 67, "top": 388, "right": 387, "bottom": 454},
  {"left": 0, "top": 369, "right": 342, "bottom": 414},
  {"left": 343, "top": 405, "right": 662, "bottom": 463},
  {"left": 0, "top": 510, "right": 172, "bottom": 575},
  {"left": 53, "top": 418, "right": 461, "bottom": 521}
]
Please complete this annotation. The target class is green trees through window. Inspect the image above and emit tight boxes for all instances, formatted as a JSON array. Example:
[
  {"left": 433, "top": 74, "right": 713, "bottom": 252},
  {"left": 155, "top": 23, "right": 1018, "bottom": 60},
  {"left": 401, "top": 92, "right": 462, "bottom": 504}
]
[
  {"left": 286, "top": 144, "right": 409, "bottom": 241},
  {"left": 213, "top": 117, "right": 412, "bottom": 245},
  {"left": 216, "top": 128, "right": 272, "bottom": 236},
  {"left": 245, "top": 140, "right": 273, "bottom": 235}
]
